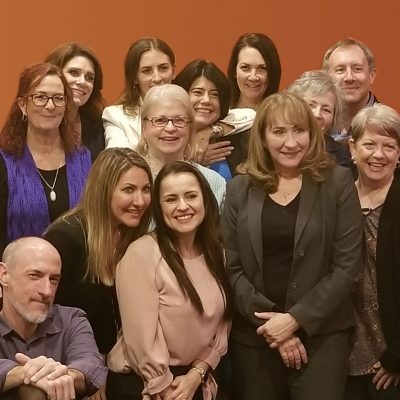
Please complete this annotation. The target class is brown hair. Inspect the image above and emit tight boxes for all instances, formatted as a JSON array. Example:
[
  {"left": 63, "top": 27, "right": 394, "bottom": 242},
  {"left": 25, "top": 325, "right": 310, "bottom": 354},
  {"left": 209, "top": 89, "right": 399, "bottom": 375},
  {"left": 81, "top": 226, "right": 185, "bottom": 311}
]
[
  {"left": 0, "top": 63, "right": 78, "bottom": 156},
  {"left": 238, "top": 92, "right": 333, "bottom": 192},
  {"left": 227, "top": 33, "right": 281, "bottom": 107},
  {"left": 117, "top": 37, "right": 175, "bottom": 115},
  {"left": 153, "top": 161, "right": 231, "bottom": 319},
  {"left": 45, "top": 42, "right": 105, "bottom": 119}
]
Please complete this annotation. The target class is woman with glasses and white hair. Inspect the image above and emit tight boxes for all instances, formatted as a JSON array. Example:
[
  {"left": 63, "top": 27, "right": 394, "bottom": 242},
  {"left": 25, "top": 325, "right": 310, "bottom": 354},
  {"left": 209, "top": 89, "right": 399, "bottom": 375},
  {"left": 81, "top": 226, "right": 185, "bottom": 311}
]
[
  {"left": 136, "top": 83, "right": 225, "bottom": 210},
  {"left": 0, "top": 63, "right": 91, "bottom": 255}
]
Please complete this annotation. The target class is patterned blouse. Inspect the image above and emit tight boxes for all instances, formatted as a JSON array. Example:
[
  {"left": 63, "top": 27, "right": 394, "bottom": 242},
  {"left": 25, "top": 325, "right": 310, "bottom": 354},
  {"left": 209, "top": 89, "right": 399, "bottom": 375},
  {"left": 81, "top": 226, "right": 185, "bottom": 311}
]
[{"left": 349, "top": 206, "right": 387, "bottom": 375}]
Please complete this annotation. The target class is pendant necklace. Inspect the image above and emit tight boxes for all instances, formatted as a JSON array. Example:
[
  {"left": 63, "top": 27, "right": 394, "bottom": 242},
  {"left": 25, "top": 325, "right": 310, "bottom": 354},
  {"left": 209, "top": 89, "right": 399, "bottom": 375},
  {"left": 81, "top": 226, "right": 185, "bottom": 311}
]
[{"left": 37, "top": 164, "right": 61, "bottom": 202}]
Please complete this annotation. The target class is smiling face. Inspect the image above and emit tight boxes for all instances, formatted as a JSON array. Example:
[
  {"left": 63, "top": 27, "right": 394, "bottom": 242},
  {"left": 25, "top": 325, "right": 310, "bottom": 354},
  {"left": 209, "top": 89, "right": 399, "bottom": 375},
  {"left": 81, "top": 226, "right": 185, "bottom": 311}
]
[
  {"left": 350, "top": 128, "right": 400, "bottom": 188},
  {"left": 62, "top": 56, "right": 95, "bottom": 108},
  {"left": 142, "top": 99, "right": 190, "bottom": 161},
  {"left": 110, "top": 166, "right": 152, "bottom": 227},
  {"left": 327, "top": 45, "right": 376, "bottom": 107},
  {"left": 19, "top": 74, "right": 66, "bottom": 134},
  {"left": 302, "top": 91, "right": 336, "bottom": 134},
  {"left": 236, "top": 46, "right": 268, "bottom": 107},
  {"left": 159, "top": 172, "right": 205, "bottom": 241},
  {"left": 265, "top": 116, "right": 310, "bottom": 176},
  {"left": 136, "top": 49, "right": 175, "bottom": 97},
  {"left": 188, "top": 76, "right": 221, "bottom": 130}
]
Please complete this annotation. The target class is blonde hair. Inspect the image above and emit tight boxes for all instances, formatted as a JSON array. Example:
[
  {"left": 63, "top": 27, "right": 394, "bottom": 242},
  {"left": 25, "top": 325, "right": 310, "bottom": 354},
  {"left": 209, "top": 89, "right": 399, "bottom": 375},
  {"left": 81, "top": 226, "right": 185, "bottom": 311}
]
[
  {"left": 238, "top": 92, "right": 332, "bottom": 192},
  {"left": 287, "top": 70, "right": 344, "bottom": 132},
  {"left": 47, "top": 148, "right": 152, "bottom": 286},
  {"left": 322, "top": 37, "right": 376, "bottom": 71},
  {"left": 351, "top": 104, "right": 400, "bottom": 144},
  {"left": 137, "top": 84, "right": 194, "bottom": 158}
]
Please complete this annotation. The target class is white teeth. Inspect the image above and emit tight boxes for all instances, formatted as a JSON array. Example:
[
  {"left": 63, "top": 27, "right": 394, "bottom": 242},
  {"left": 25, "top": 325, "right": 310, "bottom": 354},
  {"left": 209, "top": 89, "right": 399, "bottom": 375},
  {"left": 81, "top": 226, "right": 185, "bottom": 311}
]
[
  {"left": 176, "top": 215, "right": 192, "bottom": 221},
  {"left": 195, "top": 108, "right": 212, "bottom": 114}
]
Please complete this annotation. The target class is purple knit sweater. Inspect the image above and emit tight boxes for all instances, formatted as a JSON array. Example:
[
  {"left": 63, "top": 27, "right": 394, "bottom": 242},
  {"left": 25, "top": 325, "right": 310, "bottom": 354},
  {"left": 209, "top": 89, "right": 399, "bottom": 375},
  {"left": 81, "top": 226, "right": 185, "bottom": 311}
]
[{"left": 0, "top": 145, "right": 91, "bottom": 243}]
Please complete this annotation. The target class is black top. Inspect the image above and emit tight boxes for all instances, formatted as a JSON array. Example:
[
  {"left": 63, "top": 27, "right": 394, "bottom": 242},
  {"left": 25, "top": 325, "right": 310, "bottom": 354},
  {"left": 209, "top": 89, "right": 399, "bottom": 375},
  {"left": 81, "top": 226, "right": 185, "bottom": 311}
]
[
  {"left": 375, "top": 169, "right": 400, "bottom": 371},
  {"left": 262, "top": 193, "right": 300, "bottom": 312},
  {"left": 0, "top": 155, "right": 69, "bottom": 255},
  {"left": 81, "top": 112, "right": 105, "bottom": 162},
  {"left": 43, "top": 213, "right": 120, "bottom": 354}
]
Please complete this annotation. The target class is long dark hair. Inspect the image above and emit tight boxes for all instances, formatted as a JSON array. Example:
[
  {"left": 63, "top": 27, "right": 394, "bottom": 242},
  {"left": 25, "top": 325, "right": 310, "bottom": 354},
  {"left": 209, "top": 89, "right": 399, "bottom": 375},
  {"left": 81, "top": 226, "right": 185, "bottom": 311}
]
[
  {"left": 153, "top": 161, "right": 231, "bottom": 319},
  {"left": 45, "top": 42, "right": 105, "bottom": 119},
  {"left": 117, "top": 37, "right": 175, "bottom": 115},
  {"left": 227, "top": 33, "right": 281, "bottom": 107}
]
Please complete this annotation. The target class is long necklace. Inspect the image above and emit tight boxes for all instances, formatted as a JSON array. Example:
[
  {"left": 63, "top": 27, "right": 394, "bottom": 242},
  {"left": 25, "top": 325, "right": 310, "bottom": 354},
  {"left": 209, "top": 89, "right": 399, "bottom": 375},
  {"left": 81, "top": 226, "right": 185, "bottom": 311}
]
[{"left": 37, "top": 164, "right": 61, "bottom": 202}]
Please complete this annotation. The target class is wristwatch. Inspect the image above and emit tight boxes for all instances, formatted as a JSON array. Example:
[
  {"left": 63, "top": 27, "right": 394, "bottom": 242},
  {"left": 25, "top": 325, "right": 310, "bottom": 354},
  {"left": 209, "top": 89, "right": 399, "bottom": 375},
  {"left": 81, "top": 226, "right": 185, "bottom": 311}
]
[
  {"left": 190, "top": 366, "right": 207, "bottom": 383},
  {"left": 211, "top": 123, "right": 224, "bottom": 137}
]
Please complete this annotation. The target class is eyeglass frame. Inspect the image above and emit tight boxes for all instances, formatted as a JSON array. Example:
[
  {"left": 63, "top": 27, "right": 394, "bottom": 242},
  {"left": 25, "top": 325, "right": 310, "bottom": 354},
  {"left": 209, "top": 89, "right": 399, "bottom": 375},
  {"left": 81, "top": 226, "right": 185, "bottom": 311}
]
[
  {"left": 143, "top": 116, "right": 191, "bottom": 128},
  {"left": 29, "top": 93, "right": 67, "bottom": 107}
]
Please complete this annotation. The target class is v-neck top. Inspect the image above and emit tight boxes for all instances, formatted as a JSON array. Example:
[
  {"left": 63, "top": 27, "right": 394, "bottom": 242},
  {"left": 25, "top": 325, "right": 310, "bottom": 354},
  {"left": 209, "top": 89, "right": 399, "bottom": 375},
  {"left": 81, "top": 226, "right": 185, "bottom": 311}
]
[{"left": 261, "top": 192, "right": 300, "bottom": 311}]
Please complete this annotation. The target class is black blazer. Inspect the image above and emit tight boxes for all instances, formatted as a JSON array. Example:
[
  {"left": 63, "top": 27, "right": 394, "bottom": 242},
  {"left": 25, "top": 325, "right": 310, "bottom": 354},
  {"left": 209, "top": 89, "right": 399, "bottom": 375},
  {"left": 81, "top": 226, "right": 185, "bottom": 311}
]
[
  {"left": 376, "top": 170, "right": 400, "bottom": 372},
  {"left": 221, "top": 165, "right": 363, "bottom": 346}
]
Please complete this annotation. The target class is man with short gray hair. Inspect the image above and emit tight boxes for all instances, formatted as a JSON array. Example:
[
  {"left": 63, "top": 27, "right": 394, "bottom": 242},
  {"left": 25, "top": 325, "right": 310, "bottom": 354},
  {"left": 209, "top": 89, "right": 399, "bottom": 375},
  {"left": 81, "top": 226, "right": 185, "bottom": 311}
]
[{"left": 0, "top": 237, "right": 107, "bottom": 400}]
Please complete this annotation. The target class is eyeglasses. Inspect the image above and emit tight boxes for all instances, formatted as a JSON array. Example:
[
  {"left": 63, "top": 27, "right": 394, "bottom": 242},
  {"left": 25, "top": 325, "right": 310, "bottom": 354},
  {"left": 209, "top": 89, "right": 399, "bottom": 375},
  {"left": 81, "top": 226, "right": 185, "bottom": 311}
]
[
  {"left": 30, "top": 94, "right": 67, "bottom": 107},
  {"left": 144, "top": 116, "right": 191, "bottom": 128}
]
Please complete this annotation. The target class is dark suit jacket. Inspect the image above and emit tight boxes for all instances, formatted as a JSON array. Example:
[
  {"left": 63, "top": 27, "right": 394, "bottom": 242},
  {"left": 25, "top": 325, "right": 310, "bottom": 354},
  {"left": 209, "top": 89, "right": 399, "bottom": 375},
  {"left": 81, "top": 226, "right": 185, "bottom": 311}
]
[
  {"left": 221, "top": 165, "right": 363, "bottom": 347},
  {"left": 376, "top": 169, "right": 400, "bottom": 372}
]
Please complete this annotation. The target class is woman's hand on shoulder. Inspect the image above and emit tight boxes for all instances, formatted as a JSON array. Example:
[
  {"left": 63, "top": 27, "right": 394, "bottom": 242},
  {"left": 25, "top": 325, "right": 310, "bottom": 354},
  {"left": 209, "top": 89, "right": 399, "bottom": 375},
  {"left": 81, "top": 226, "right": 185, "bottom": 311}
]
[
  {"left": 372, "top": 361, "right": 400, "bottom": 390},
  {"left": 161, "top": 370, "right": 201, "bottom": 400}
]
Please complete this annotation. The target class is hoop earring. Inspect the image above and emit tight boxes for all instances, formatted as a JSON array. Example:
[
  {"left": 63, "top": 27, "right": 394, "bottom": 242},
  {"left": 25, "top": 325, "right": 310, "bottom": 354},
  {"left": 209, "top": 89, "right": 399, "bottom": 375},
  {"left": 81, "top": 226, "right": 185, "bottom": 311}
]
[
  {"left": 351, "top": 155, "right": 357, "bottom": 165},
  {"left": 22, "top": 114, "right": 27, "bottom": 122}
]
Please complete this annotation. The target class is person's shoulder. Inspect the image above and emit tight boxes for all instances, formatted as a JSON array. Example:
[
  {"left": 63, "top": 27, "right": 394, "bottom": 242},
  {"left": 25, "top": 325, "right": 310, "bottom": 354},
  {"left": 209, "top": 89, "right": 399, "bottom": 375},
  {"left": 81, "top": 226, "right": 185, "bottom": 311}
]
[
  {"left": 228, "top": 173, "right": 252, "bottom": 189},
  {"left": 47, "top": 213, "right": 84, "bottom": 234},
  {"left": 126, "top": 234, "right": 158, "bottom": 254},
  {"left": 194, "top": 163, "right": 225, "bottom": 184},
  {"left": 102, "top": 104, "right": 124, "bottom": 116},
  {"left": 48, "top": 304, "right": 88, "bottom": 324},
  {"left": 330, "top": 164, "right": 353, "bottom": 181}
]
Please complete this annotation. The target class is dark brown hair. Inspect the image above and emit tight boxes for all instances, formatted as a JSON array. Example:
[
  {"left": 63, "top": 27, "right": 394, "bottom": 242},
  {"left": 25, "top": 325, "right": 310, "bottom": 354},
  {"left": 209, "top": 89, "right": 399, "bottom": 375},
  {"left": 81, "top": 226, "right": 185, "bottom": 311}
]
[
  {"left": 153, "top": 161, "right": 231, "bottom": 319},
  {"left": 175, "top": 59, "right": 231, "bottom": 120},
  {"left": 227, "top": 33, "right": 281, "bottom": 107},
  {"left": 45, "top": 42, "right": 105, "bottom": 119},
  {"left": 117, "top": 37, "right": 175, "bottom": 115}
]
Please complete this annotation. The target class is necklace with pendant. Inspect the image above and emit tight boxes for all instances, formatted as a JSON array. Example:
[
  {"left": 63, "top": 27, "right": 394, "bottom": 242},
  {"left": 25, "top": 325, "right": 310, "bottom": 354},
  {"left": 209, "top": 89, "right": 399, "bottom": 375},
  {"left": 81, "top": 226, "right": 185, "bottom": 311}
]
[{"left": 37, "top": 164, "right": 61, "bottom": 202}]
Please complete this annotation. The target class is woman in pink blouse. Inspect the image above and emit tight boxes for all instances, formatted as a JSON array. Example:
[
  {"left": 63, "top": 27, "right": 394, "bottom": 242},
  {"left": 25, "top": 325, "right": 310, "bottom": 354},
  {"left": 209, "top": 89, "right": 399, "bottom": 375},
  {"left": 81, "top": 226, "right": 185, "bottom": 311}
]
[{"left": 107, "top": 161, "right": 231, "bottom": 400}]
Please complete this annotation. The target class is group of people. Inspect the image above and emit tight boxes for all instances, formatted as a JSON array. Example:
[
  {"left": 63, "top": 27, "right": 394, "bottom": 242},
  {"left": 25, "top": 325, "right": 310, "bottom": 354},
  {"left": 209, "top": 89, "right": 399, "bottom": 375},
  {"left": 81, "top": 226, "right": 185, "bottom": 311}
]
[{"left": 0, "top": 32, "right": 399, "bottom": 400}]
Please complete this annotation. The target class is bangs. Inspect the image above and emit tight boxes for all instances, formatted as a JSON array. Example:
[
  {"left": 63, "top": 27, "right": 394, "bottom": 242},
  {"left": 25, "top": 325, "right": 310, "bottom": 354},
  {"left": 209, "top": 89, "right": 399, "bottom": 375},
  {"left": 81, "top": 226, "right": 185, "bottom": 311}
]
[{"left": 267, "top": 97, "right": 311, "bottom": 131}]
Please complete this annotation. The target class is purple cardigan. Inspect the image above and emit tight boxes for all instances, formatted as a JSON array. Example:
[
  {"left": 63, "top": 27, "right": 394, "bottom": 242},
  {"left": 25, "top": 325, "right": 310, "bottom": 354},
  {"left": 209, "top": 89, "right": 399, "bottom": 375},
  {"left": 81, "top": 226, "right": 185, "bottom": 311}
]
[{"left": 0, "top": 145, "right": 91, "bottom": 243}]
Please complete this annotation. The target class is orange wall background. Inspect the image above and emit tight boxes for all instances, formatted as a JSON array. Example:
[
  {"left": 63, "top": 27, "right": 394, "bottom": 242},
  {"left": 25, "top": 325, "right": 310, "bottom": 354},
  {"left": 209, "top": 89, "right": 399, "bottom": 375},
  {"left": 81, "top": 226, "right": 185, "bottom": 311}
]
[{"left": 0, "top": 0, "right": 397, "bottom": 126}]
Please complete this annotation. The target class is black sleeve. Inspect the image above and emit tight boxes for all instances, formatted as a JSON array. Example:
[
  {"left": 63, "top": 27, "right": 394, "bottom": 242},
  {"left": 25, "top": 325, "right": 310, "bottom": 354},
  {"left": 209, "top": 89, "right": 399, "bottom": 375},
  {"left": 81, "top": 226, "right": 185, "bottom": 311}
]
[
  {"left": 80, "top": 112, "right": 105, "bottom": 162},
  {"left": 43, "top": 217, "right": 87, "bottom": 305}
]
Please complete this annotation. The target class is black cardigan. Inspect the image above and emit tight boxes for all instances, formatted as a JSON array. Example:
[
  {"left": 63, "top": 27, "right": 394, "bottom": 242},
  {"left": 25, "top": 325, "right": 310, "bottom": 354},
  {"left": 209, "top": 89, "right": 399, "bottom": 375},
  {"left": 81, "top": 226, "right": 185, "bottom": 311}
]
[{"left": 376, "top": 169, "right": 400, "bottom": 372}]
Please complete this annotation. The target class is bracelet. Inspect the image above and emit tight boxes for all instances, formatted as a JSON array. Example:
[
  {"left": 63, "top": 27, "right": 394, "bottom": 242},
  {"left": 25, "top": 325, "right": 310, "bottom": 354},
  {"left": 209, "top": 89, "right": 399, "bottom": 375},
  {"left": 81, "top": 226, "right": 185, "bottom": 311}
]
[{"left": 190, "top": 366, "right": 206, "bottom": 383}]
